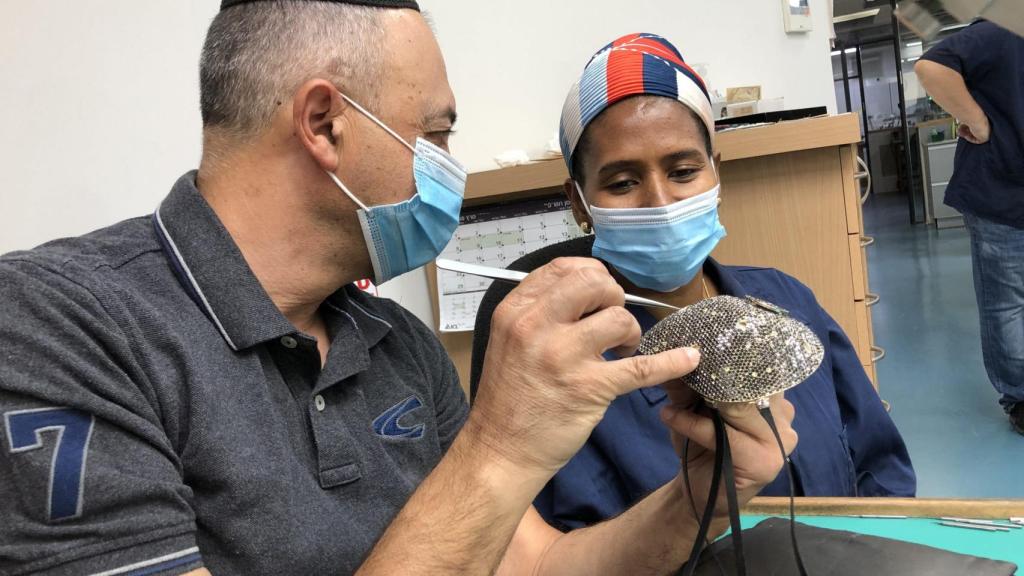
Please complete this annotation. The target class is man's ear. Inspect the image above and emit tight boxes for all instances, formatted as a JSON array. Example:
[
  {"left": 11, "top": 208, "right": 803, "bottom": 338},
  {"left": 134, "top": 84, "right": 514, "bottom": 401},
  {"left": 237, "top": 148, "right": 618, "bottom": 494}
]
[
  {"left": 563, "top": 178, "right": 592, "bottom": 233},
  {"left": 292, "top": 78, "right": 349, "bottom": 172}
]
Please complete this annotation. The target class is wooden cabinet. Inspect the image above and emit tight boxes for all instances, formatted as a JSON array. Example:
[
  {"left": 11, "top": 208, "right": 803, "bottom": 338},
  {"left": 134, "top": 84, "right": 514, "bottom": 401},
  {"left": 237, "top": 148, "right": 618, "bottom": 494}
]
[
  {"left": 431, "top": 113, "right": 881, "bottom": 396},
  {"left": 711, "top": 114, "right": 878, "bottom": 388}
]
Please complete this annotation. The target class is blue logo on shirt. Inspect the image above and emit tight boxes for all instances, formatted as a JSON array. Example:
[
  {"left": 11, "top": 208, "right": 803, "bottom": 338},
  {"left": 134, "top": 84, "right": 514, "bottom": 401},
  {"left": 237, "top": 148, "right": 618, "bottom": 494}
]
[{"left": 372, "top": 395, "right": 425, "bottom": 439}]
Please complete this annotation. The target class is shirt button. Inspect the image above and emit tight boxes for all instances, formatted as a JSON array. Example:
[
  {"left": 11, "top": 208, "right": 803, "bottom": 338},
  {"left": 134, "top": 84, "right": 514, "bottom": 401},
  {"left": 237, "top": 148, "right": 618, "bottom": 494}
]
[
  {"left": 281, "top": 336, "right": 298, "bottom": 349},
  {"left": 314, "top": 394, "right": 326, "bottom": 412}
]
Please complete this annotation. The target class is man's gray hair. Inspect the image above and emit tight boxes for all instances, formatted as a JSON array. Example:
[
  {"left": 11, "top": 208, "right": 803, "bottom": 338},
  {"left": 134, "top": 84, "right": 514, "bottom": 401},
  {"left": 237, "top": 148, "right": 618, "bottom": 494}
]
[{"left": 199, "top": 1, "right": 385, "bottom": 141}]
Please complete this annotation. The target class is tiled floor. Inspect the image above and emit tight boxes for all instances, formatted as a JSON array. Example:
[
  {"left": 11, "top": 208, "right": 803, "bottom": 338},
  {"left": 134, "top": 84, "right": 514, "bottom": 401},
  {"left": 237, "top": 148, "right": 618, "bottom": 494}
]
[{"left": 863, "top": 193, "right": 1023, "bottom": 498}]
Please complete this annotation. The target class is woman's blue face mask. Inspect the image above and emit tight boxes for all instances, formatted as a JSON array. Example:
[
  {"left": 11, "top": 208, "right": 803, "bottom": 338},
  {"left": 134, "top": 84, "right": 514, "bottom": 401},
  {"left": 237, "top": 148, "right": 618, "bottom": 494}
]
[{"left": 576, "top": 164, "right": 726, "bottom": 293}]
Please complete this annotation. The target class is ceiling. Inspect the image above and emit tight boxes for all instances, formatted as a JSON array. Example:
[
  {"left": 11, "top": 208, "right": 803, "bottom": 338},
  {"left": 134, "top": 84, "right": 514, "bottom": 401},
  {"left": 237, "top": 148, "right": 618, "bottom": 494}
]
[{"left": 832, "top": 0, "right": 962, "bottom": 46}]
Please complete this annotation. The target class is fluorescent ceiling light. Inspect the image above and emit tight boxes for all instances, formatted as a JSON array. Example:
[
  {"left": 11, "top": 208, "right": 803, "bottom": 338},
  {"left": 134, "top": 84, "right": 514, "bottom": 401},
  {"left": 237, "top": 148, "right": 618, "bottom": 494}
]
[
  {"left": 833, "top": 8, "right": 881, "bottom": 24},
  {"left": 940, "top": 23, "right": 969, "bottom": 31},
  {"left": 830, "top": 47, "right": 859, "bottom": 55},
  {"left": 903, "top": 56, "right": 921, "bottom": 62},
  {"left": 906, "top": 41, "right": 923, "bottom": 47}
]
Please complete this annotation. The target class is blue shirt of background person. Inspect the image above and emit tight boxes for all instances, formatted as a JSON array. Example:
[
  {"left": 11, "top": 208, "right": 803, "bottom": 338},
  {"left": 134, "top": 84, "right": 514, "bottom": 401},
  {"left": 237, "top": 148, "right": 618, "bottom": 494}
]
[{"left": 919, "top": 20, "right": 1024, "bottom": 228}]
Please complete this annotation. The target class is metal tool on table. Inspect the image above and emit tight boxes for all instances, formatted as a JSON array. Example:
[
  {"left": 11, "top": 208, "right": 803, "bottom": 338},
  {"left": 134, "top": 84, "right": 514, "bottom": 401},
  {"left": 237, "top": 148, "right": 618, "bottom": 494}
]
[
  {"left": 940, "top": 518, "right": 1022, "bottom": 530},
  {"left": 939, "top": 521, "right": 1012, "bottom": 532}
]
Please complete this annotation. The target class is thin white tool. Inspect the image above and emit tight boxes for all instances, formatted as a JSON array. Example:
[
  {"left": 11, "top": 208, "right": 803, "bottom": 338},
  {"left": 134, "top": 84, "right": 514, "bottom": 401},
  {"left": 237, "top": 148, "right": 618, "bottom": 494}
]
[
  {"left": 938, "top": 521, "right": 1010, "bottom": 532},
  {"left": 855, "top": 514, "right": 908, "bottom": 519},
  {"left": 940, "top": 517, "right": 1022, "bottom": 529},
  {"left": 435, "top": 259, "right": 680, "bottom": 311}
]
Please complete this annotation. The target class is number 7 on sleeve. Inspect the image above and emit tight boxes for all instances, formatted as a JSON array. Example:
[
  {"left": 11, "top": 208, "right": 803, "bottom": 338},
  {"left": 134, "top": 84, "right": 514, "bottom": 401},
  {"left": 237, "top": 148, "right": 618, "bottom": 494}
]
[{"left": 5, "top": 407, "right": 95, "bottom": 522}]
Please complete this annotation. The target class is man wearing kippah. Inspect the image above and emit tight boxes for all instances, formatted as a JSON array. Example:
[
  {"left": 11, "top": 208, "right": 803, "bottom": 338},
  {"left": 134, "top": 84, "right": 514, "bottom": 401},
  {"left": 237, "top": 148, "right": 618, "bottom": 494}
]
[{"left": 0, "top": 3, "right": 795, "bottom": 575}]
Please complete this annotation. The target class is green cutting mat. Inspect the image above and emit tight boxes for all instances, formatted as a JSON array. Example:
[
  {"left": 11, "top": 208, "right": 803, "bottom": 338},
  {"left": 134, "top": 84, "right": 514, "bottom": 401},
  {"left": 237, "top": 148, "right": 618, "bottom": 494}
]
[{"left": 741, "top": 515, "right": 1023, "bottom": 569}]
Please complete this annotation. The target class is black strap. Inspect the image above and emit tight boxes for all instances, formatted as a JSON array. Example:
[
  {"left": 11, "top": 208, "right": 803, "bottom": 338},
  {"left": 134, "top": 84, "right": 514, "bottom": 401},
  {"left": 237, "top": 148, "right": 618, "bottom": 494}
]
[
  {"left": 676, "top": 406, "right": 808, "bottom": 576},
  {"left": 759, "top": 406, "right": 809, "bottom": 576},
  {"left": 678, "top": 412, "right": 725, "bottom": 576},
  {"left": 715, "top": 411, "right": 747, "bottom": 576},
  {"left": 682, "top": 438, "right": 727, "bottom": 576}
]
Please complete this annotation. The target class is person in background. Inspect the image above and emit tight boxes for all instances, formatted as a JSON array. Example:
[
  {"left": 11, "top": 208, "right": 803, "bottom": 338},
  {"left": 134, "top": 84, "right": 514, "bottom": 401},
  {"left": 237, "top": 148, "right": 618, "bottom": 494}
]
[
  {"left": 473, "top": 33, "right": 915, "bottom": 531},
  {"left": 916, "top": 20, "right": 1024, "bottom": 434}
]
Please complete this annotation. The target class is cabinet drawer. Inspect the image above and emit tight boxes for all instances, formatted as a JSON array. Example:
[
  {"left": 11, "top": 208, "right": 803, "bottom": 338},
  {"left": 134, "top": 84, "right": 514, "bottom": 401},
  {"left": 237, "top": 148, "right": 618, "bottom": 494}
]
[
  {"left": 840, "top": 146, "right": 864, "bottom": 235},
  {"left": 862, "top": 244, "right": 870, "bottom": 303},
  {"left": 853, "top": 300, "right": 874, "bottom": 367},
  {"left": 849, "top": 233, "right": 866, "bottom": 301},
  {"left": 927, "top": 141, "right": 957, "bottom": 183}
]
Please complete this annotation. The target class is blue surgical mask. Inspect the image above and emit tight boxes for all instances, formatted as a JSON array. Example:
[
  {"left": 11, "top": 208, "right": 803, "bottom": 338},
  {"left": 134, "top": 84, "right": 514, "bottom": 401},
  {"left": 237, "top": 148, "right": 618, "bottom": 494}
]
[
  {"left": 576, "top": 177, "right": 727, "bottom": 293},
  {"left": 328, "top": 93, "right": 467, "bottom": 284}
]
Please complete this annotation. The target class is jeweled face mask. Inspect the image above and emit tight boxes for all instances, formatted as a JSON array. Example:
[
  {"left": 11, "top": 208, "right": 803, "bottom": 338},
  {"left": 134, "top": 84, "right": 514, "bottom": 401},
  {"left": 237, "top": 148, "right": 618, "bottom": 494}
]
[{"left": 637, "top": 295, "right": 825, "bottom": 404}]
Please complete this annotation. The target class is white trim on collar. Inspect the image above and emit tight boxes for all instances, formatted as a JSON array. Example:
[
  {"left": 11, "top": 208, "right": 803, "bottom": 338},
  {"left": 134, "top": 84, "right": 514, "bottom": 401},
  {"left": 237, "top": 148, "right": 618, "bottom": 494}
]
[
  {"left": 348, "top": 299, "right": 393, "bottom": 329},
  {"left": 153, "top": 207, "right": 239, "bottom": 351}
]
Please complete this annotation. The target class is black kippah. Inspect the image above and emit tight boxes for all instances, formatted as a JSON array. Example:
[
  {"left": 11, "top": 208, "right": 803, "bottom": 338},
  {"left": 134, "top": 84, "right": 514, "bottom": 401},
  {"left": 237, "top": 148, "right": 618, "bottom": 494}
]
[{"left": 220, "top": 0, "right": 419, "bottom": 11}]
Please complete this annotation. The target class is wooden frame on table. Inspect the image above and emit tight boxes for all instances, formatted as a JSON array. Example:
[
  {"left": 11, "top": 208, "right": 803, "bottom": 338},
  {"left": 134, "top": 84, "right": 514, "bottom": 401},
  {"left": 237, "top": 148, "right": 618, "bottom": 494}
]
[{"left": 745, "top": 497, "right": 1024, "bottom": 519}]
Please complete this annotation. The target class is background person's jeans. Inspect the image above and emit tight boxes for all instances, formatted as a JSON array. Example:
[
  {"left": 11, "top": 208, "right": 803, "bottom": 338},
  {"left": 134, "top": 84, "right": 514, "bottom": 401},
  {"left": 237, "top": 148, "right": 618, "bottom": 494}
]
[{"left": 964, "top": 212, "right": 1024, "bottom": 412}]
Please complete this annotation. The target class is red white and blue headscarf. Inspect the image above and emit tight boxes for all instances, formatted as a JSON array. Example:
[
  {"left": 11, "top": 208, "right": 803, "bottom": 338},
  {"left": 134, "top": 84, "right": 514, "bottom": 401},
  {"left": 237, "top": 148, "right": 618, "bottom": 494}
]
[{"left": 559, "top": 33, "right": 715, "bottom": 172}]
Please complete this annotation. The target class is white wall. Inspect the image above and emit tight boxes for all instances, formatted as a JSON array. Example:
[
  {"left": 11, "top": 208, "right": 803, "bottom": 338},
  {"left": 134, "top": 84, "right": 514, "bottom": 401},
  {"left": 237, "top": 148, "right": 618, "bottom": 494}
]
[
  {"left": 432, "top": 0, "right": 838, "bottom": 171},
  {"left": 0, "top": 0, "right": 836, "bottom": 329},
  {"left": 0, "top": 1, "right": 217, "bottom": 253}
]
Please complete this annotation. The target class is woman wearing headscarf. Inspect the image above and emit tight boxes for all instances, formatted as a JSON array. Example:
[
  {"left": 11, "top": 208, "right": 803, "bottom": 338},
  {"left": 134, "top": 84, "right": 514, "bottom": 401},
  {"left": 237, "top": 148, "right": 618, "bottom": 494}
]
[{"left": 475, "top": 33, "right": 916, "bottom": 531}]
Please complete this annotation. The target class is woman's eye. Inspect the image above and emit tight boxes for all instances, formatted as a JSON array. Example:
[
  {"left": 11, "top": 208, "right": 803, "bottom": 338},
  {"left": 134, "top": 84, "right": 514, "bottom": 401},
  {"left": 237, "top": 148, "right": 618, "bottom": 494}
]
[
  {"left": 670, "top": 168, "right": 700, "bottom": 180},
  {"left": 608, "top": 180, "right": 637, "bottom": 192}
]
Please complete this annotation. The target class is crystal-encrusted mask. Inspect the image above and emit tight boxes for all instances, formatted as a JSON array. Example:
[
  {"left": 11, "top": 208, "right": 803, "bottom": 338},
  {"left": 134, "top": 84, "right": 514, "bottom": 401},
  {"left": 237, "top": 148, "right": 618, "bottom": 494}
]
[{"left": 637, "top": 296, "right": 824, "bottom": 404}]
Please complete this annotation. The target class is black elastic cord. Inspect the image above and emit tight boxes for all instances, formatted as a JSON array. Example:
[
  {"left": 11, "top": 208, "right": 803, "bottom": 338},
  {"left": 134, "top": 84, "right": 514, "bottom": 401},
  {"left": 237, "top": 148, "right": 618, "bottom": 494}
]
[
  {"left": 758, "top": 406, "right": 809, "bottom": 576},
  {"left": 678, "top": 411, "right": 725, "bottom": 576},
  {"left": 682, "top": 438, "right": 726, "bottom": 576},
  {"left": 677, "top": 405, "right": 809, "bottom": 576},
  {"left": 714, "top": 411, "right": 747, "bottom": 576}
]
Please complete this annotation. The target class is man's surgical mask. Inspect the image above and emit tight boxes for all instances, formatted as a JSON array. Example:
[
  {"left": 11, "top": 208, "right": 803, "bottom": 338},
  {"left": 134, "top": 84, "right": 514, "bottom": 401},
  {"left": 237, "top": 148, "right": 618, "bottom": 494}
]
[
  {"left": 328, "top": 93, "right": 467, "bottom": 284},
  {"left": 576, "top": 166, "right": 726, "bottom": 293}
]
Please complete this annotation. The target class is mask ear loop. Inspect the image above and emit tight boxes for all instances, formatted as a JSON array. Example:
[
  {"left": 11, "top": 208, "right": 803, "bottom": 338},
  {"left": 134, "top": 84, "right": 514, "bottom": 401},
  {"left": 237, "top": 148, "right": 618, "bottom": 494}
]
[
  {"left": 327, "top": 171, "right": 369, "bottom": 211},
  {"left": 573, "top": 181, "right": 593, "bottom": 218},
  {"left": 336, "top": 91, "right": 417, "bottom": 155},
  {"left": 710, "top": 155, "right": 723, "bottom": 208},
  {"left": 327, "top": 91, "right": 419, "bottom": 212},
  {"left": 573, "top": 181, "right": 595, "bottom": 234}
]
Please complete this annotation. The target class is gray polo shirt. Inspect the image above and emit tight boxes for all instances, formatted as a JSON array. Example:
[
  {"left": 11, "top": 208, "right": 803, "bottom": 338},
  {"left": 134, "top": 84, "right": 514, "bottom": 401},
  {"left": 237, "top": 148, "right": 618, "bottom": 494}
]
[{"left": 0, "top": 172, "right": 469, "bottom": 575}]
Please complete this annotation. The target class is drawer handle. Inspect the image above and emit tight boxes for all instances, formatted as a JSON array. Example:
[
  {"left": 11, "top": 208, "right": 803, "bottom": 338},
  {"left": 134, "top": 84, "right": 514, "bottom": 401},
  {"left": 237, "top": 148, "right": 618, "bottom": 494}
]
[
  {"left": 856, "top": 156, "right": 872, "bottom": 205},
  {"left": 871, "top": 345, "right": 886, "bottom": 363},
  {"left": 860, "top": 235, "right": 875, "bottom": 247},
  {"left": 865, "top": 293, "right": 880, "bottom": 307}
]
